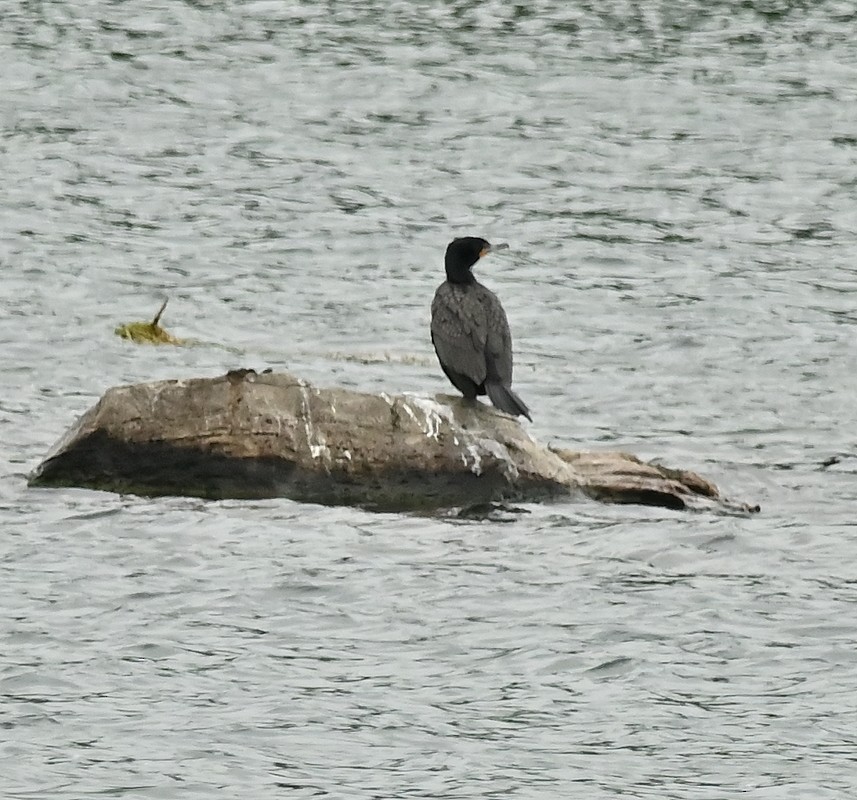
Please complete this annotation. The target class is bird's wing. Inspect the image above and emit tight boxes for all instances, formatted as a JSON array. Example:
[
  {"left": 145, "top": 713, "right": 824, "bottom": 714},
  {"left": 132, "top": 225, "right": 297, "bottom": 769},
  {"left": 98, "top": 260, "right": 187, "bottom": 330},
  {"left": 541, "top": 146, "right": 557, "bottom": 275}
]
[
  {"left": 430, "top": 285, "right": 488, "bottom": 385},
  {"left": 483, "top": 288, "right": 514, "bottom": 384}
]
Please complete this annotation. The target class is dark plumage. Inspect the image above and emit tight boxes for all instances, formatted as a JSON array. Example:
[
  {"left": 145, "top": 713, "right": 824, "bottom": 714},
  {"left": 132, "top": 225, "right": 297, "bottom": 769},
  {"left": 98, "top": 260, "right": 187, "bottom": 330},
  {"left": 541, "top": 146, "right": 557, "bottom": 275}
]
[{"left": 430, "top": 237, "right": 531, "bottom": 421}]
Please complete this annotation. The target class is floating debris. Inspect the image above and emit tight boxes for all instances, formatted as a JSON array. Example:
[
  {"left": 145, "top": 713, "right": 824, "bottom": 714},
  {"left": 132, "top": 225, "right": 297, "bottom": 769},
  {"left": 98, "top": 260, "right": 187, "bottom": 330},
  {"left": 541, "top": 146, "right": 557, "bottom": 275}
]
[{"left": 114, "top": 299, "right": 183, "bottom": 345}]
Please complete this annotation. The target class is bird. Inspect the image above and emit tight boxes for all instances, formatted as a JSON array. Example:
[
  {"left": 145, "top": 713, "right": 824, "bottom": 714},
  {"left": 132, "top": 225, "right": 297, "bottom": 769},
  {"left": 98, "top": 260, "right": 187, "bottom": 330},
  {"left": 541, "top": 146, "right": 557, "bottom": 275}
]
[{"left": 430, "top": 236, "right": 531, "bottom": 421}]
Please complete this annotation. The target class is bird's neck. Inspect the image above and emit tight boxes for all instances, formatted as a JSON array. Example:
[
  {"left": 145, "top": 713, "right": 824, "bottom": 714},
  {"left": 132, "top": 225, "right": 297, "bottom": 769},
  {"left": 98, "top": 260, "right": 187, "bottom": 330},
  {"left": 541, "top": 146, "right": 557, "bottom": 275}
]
[{"left": 444, "top": 264, "right": 476, "bottom": 285}]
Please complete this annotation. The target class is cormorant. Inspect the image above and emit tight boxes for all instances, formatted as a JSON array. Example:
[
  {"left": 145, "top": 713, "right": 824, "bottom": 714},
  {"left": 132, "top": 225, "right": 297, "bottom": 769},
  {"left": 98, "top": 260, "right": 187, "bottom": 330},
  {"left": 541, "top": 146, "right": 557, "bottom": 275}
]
[{"left": 430, "top": 236, "right": 532, "bottom": 421}]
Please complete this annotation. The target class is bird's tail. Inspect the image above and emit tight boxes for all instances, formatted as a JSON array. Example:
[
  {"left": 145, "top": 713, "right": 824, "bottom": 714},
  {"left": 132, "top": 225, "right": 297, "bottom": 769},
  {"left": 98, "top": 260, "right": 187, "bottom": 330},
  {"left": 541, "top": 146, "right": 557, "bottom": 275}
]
[{"left": 485, "top": 381, "right": 532, "bottom": 422}]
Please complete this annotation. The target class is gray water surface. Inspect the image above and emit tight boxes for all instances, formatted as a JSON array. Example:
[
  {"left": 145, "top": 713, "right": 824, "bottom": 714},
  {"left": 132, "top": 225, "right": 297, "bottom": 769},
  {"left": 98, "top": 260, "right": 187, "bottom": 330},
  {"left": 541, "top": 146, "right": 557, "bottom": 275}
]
[{"left": 3, "top": 2, "right": 857, "bottom": 797}]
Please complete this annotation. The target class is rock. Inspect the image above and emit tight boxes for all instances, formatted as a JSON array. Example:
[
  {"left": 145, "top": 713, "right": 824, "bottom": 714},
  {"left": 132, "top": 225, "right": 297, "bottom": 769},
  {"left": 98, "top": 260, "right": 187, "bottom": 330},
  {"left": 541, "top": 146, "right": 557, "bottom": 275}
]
[{"left": 29, "top": 370, "right": 759, "bottom": 514}]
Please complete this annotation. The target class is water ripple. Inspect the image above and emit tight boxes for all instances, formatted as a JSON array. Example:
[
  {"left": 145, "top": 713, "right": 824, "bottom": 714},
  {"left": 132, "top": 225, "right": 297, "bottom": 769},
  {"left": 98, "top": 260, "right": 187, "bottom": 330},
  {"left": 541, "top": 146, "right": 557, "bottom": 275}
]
[{"left": 3, "top": 1, "right": 857, "bottom": 797}]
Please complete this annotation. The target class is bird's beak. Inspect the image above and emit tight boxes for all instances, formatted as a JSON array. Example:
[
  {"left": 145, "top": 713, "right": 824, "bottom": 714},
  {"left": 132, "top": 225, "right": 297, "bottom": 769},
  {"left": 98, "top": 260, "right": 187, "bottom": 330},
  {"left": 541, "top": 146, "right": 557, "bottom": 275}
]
[{"left": 480, "top": 242, "right": 509, "bottom": 258}]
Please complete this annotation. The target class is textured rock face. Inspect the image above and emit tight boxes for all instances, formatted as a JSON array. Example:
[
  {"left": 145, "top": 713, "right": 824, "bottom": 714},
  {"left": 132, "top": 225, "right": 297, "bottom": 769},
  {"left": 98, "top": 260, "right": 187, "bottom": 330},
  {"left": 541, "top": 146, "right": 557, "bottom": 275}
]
[{"left": 29, "top": 370, "right": 758, "bottom": 514}]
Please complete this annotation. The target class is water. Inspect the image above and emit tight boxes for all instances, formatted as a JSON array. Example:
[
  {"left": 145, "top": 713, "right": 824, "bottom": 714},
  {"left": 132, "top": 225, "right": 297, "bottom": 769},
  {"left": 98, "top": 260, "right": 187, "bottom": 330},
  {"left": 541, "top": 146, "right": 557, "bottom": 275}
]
[{"left": 3, "top": 1, "right": 857, "bottom": 796}]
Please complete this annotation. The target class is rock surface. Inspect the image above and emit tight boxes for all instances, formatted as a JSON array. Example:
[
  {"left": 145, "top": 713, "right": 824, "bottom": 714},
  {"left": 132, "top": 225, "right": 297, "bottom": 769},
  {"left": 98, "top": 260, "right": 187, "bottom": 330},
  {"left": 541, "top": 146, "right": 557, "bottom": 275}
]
[{"left": 29, "top": 370, "right": 759, "bottom": 514}]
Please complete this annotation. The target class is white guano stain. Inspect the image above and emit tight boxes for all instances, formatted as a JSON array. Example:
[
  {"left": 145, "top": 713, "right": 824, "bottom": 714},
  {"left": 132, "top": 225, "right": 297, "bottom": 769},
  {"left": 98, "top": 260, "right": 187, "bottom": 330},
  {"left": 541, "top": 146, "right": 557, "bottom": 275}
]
[
  {"left": 403, "top": 395, "right": 453, "bottom": 441},
  {"left": 477, "top": 437, "right": 519, "bottom": 480},
  {"left": 399, "top": 402, "right": 420, "bottom": 427},
  {"left": 465, "top": 444, "right": 483, "bottom": 476},
  {"left": 397, "top": 393, "right": 520, "bottom": 479},
  {"left": 299, "top": 384, "right": 331, "bottom": 462}
]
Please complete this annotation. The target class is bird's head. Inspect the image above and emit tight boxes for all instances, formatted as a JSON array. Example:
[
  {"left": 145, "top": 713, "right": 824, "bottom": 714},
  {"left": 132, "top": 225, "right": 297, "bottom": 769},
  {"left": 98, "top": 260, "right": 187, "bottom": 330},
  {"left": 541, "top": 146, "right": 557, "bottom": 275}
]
[{"left": 444, "top": 237, "right": 506, "bottom": 283}]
